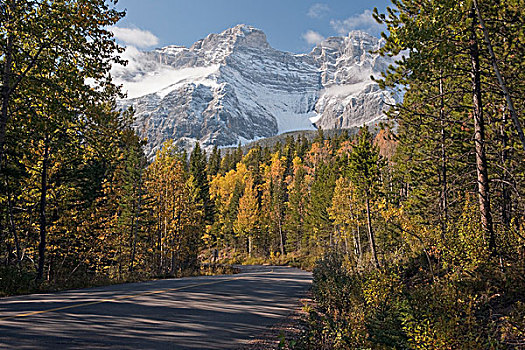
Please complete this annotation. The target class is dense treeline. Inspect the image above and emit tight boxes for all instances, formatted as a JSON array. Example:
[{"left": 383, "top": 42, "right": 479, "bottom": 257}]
[
  {"left": 296, "top": 0, "right": 525, "bottom": 348},
  {"left": 0, "top": 0, "right": 210, "bottom": 293},
  {"left": 208, "top": 129, "right": 381, "bottom": 262},
  {"left": 0, "top": 0, "right": 132, "bottom": 290}
]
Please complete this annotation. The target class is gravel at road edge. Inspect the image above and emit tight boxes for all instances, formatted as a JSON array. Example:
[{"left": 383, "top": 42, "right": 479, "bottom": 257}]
[{"left": 236, "top": 295, "right": 312, "bottom": 350}]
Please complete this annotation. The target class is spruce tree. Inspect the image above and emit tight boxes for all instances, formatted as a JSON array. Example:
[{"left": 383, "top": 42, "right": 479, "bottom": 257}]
[
  {"left": 190, "top": 143, "right": 214, "bottom": 225},
  {"left": 207, "top": 145, "right": 221, "bottom": 177},
  {"left": 347, "top": 127, "right": 383, "bottom": 268}
]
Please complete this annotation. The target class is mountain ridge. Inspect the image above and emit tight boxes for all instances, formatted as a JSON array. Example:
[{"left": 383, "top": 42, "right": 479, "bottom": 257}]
[{"left": 113, "top": 24, "right": 398, "bottom": 157}]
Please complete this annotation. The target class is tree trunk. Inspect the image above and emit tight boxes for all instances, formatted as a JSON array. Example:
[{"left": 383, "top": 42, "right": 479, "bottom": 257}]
[
  {"left": 129, "top": 172, "right": 142, "bottom": 273},
  {"left": 0, "top": 24, "right": 12, "bottom": 170},
  {"left": 37, "top": 135, "right": 50, "bottom": 281},
  {"left": 129, "top": 204, "right": 136, "bottom": 272},
  {"left": 469, "top": 11, "right": 496, "bottom": 254},
  {"left": 343, "top": 229, "right": 349, "bottom": 256},
  {"left": 248, "top": 235, "right": 253, "bottom": 257},
  {"left": 473, "top": 0, "right": 525, "bottom": 152},
  {"left": 278, "top": 217, "right": 285, "bottom": 256},
  {"left": 365, "top": 195, "right": 379, "bottom": 268},
  {"left": 351, "top": 228, "right": 358, "bottom": 258},
  {"left": 7, "top": 185, "right": 21, "bottom": 269},
  {"left": 0, "top": 5, "right": 13, "bottom": 170},
  {"left": 157, "top": 217, "right": 162, "bottom": 275},
  {"left": 170, "top": 247, "right": 175, "bottom": 276},
  {"left": 118, "top": 246, "right": 122, "bottom": 280},
  {"left": 500, "top": 112, "right": 511, "bottom": 228},
  {"left": 355, "top": 223, "right": 362, "bottom": 261},
  {"left": 439, "top": 75, "right": 448, "bottom": 238},
  {"left": 349, "top": 201, "right": 362, "bottom": 261},
  {"left": 161, "top": 216, "right": 167, "bottom": 274}
]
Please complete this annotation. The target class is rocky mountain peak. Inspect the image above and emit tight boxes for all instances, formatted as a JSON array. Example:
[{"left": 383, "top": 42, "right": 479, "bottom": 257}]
[
  {"left": 191, "top": 24, "right": 270, "bottom": 54},
  {"left": 228, "top": 24, "right": 270, "bottom": 48},
  {"left": 113, "top": 25, "right": 399, "bottom": 158},
  {"left": 311, "top": 31, "right": 380, "bottom": 66}
]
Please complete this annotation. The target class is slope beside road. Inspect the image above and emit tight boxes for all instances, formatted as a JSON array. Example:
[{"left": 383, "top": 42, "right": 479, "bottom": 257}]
[{"left": 0, "top": 265, "right": 311, "bottom": 349}]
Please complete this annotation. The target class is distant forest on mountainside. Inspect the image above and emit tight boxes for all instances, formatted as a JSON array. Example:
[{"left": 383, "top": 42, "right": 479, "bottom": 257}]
[{"left": 1, "top": 0, "right": 524, "bottom": 348}]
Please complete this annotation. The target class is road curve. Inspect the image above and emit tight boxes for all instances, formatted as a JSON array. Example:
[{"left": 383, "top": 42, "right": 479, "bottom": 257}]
[{"left": 0, "top": 265, "right": 311, "bottom": 349}]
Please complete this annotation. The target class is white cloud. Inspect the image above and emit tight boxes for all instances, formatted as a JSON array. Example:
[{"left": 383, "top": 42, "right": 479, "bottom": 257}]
[
  {"left": 110, "top": 27, "right": 159, "bottom": 48},
  {"left": 302, "top": 30, "right": 325, "bottom": 45},
  {"left": 307, "top": 3, "right": 330, "bottom": 18},
  {"left": 330, "top": 10, "right": 385, "bottom": 36},
  {"left": 111, "top": 46, "right": 143, "bottom": 77}
]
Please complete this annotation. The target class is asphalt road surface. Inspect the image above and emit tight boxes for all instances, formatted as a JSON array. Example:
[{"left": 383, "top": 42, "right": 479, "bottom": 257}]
[{"left": 0, "top": 265, "right": 311, "bottom": 349}]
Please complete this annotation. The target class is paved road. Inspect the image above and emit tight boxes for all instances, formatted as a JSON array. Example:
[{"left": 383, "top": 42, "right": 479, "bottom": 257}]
[{"left": 0, "top": 265, "right": 311, "bottom": 349}]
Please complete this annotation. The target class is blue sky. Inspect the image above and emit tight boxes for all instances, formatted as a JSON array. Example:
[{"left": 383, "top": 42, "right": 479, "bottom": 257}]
[{"left": 112, "top": 0, "right": 392, "bottom": 53}]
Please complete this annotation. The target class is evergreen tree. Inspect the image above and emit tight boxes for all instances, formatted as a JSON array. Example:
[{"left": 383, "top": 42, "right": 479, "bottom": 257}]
[
  {"left": 190, "top": 143, "right": 214, "bottom": 225},
  {"left": 306, "top": 162, "right": 336, "bottom": 249},
  {"left": 284, "top": 157, "right": 308, "bottom": 253},
  {"left": 207, "top": 145, "right": 221, "bottom": 177},
  {"left": 347, "top": 127, "right": 383, "bottom": 268},
  {"left": 375, "top": 0, "right": 525, "bottom": 256}
]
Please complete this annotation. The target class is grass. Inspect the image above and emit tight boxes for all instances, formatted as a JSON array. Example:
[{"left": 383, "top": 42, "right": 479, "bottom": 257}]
[{"left": 0, "top": 263, "right": 240, "bottom": 298}]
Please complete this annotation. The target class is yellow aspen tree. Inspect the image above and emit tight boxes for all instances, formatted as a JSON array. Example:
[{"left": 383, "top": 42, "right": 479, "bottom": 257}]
[{"left": 234, "top": 174, "right": 259, "bottom": 257}]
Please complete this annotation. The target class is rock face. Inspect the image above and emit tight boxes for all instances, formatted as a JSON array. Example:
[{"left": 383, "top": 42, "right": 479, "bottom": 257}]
[
  {"left": 113, "top": 25, "right": 398, "bottom": 157},
  {"left": 310, "top": 31, "right": 398, "bottom": 130}
]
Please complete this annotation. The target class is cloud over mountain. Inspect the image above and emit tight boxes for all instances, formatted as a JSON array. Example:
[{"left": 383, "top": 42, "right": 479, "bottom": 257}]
[
  {"left": 330, "top": 10, "right": 385, "bottom": 36},
  {"left": 303, "top": 30, "right": 325, "bottom": 45},
  {"left": 110, "top": 27, "right": 159, "bottom": 48}
]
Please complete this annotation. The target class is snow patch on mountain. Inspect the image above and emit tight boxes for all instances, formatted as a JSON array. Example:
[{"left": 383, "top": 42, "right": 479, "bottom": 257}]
[
  {"left": 322, "top": 81, "right": 373, "bottom": 98},
  {"left": 117, "top": 64, "right": 221, "bottom": 99}
]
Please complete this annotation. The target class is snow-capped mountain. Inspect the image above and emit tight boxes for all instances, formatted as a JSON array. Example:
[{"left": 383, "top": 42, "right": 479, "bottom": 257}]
[
  {"left": 310, "top": 31, "right": 399, "bottom": 129},
  {"left": 113, "top": 25, "right": 398, "bottom": 157}
]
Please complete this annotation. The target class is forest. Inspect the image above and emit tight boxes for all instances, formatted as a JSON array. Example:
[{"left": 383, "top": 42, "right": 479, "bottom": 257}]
[{"left": 1, "top": 0, "right": 524, "bottom": 348}]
